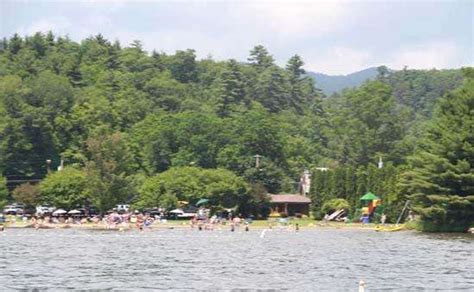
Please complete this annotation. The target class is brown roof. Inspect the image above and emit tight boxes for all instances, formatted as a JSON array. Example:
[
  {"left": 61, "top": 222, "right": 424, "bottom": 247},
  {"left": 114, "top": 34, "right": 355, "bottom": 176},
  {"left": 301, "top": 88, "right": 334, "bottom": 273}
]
[{"left": 269, "top": 194, "right": 311, "bottom": 204}]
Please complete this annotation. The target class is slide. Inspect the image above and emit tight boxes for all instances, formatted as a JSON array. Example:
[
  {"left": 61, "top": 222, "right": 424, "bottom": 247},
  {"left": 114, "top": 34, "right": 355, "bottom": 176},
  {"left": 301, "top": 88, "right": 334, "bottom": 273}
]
[{"left": 327, "top": 209, "right": 345, "bottom": 221}]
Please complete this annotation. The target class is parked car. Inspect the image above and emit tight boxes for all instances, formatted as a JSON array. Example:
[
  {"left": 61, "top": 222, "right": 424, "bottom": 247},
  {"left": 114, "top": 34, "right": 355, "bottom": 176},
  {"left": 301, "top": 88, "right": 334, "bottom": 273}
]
[
  {"left": 36, "top": 205, "right": 56, "bottom": 216},
  {"left": 3, "top": 204, "right": 25, "bottom": 215},
  {"left": 86, "top": 206, "right": 99, "bottom": 216},
  {"left": 116, "top": 204, "right": 130, "bottom": 213}
]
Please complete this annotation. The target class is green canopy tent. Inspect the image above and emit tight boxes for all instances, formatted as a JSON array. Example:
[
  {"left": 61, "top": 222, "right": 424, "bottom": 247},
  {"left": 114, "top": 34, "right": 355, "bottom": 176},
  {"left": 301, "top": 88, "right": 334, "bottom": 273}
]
[{"left": 360, "top": 192, "right": 380, "bottom": 201}]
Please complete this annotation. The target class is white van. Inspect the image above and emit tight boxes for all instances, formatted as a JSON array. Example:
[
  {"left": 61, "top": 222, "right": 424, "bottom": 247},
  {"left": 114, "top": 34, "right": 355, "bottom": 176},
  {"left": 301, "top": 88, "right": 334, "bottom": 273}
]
[
  {"left": 36, "top": 205, "right": 55, "bottom": 215},
  {"left": 116, "top": 204, "right": 130, "bottom": 213}
]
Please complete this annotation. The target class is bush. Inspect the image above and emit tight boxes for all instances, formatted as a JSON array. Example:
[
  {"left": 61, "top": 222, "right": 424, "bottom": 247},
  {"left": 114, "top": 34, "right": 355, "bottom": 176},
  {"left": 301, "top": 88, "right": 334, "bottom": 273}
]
[
  {"left": 40, "top": 167, "right": 88, "bottom": 209},
  {"left": 321, "top": 198, "right": 350, "bottom": 215},
  {"left": 12, "top": 183, "right": 41, "bottom": 207}
]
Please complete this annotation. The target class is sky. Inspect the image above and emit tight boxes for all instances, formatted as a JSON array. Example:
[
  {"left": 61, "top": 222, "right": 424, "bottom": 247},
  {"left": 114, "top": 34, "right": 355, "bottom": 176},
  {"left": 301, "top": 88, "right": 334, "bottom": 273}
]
[{"left": 1, "top": 0, "right": 472, "bottom": 75}]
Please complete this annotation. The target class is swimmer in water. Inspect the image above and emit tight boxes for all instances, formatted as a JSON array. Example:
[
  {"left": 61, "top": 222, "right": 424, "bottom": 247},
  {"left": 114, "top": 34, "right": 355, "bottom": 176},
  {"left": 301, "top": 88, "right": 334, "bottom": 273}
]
[{"left": 295, "top": 223, "right": 299, "bottom": 232}]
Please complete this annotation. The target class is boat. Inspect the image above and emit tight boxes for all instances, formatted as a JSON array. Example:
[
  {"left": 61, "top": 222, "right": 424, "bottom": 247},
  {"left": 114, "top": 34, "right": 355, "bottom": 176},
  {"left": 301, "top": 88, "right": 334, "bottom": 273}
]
[{"left": 374, "top": 224, "right": 405, "bottom": 232}]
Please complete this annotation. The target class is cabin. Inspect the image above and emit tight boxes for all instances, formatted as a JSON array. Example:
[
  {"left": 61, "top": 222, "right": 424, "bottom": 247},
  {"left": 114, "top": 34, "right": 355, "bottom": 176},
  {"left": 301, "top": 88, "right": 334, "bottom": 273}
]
[{"left": 269, "top": 194, "right": 311, "bottom": 217}]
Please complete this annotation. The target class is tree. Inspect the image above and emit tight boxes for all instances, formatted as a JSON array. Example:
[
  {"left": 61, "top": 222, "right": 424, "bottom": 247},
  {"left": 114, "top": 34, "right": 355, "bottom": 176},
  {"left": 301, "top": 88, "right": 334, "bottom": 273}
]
[
  {"left": 238, "top": 182, "right": 271, "bottom": 218},
  {"left": 243, "top": 160, "right": 287, "bottom": 194},
  {"left": 216, "top": 59, "right": 246, "bottom": 117},
  {"left": 400, "top": 69, "right": 474, "bottom": 231},
  {"left": 0, "top": 176, "right": 7, "bottom": 209},
  {"left": 8, "top": 33, "right": 23, "bottom": 55},
  {"left": 254, "top": 66, "right": 290, "bottom": 113},
  {"left": 217, "top": 105, "right": 286, "bottom": 171},
  {"left": 309, "top": 169, "right": 330, "bottom": 219},
  {"left": 84, "top": 131, "right": 136, "bottom": 214},
  {"left": 248, "top": 45, "right": 274, "bottom": 72},
  {"left": 285, "top": 55, "right": 307, "bottom": 113},
  {"left": 144, "top": 71, "right": 186, "bottom": 111},
  {"left": 326, "top": 80, "right": 407, "bottom": 165},
  {"left": 131, "top": 112, "right": 226, "bottom": 173},
  {"left": 40, "top": 167, "right": 87, "bottom": 209},
  {"left": 168, "top": 49, "right": 197, "bottom": 83},
  {"left": 12, "top": 183, "right": 41, "bottom": 207},
  {"left": 136, "top": 167, "right": 248, "bottom": 210},
  {"left": 286, "top": 55, "right": 305, "bottom": 80}
]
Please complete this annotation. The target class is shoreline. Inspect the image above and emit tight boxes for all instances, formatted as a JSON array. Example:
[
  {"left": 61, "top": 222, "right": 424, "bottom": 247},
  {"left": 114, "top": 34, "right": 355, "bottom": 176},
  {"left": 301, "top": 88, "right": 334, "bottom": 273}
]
[{"left": 1, "top": 221, "right": 405, "bottom": 232}]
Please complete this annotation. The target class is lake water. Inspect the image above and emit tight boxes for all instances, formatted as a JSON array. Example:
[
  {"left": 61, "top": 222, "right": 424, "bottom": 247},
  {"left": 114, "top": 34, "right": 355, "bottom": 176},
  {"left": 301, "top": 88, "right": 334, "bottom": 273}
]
[{"left": 0, "top": 227, "right": 473, "bottom": 291}]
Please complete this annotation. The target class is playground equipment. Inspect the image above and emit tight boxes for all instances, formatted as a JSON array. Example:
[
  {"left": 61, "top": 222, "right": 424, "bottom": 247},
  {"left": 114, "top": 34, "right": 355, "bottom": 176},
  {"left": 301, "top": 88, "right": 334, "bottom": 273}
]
[
  {"left": 327, "top": 209, "right": 345, "bottom": 221},
  {"left": 360, "top": 192, "right": 382, "bottom": 223}
]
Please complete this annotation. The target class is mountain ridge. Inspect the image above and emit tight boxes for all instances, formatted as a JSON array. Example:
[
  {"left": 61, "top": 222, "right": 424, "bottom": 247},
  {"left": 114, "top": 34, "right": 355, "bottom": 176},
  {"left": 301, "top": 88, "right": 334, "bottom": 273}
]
[{"left": 307, "top": 67, "right": 380, "bottom": 95}]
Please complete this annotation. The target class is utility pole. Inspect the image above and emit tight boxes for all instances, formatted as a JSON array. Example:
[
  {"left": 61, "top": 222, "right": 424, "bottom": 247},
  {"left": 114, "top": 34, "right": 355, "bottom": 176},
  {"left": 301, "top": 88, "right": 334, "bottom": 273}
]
[
  {"left": 58, "top": 158, "right": 64, "bottom": 171},
  {"left": 253, "top": 154, "right": 262, "bottom": 168},
  {"left": 46, "top": 159, "right": 52, "bottom": 174}
]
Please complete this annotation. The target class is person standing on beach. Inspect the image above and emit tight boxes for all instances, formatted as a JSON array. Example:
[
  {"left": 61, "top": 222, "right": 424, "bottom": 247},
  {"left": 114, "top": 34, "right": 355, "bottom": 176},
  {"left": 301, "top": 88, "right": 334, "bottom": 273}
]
[
  {"left": 323, "top": 214, "right": 329, "bottom": 224},
  {"left": 136, "top": 211, "right": 144, "bottom": 230}
]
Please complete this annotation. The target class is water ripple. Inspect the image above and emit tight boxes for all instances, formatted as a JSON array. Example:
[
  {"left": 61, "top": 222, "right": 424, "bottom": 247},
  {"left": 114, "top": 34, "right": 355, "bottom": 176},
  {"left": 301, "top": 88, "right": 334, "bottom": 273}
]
[{"left": 0, "top": 228, "right": 473, "bottom": 290}]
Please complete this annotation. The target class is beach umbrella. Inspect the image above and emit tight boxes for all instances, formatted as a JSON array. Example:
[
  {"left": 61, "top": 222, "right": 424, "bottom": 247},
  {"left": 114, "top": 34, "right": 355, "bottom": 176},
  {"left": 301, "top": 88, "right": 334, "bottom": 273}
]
[
  {"left": 360, "top": 192, "right": 380, "bottom": 201},
  {"left": 169, "top": 209, "right": 184, "bottom": 214},
  {"left": 68, "top": 210, "right": 82, "bottom": 215},
  {"left": 52, "top": 209, "right": 67, "bottom": 216},
  {"left": 196, "top": 199, "right": 209, "bottom": 206}
]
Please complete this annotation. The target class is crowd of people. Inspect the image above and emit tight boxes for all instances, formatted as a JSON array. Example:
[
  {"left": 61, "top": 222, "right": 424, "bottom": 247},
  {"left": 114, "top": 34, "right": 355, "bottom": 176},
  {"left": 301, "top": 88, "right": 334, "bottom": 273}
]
[
  {"left": 0, "top": 206, "right": 312, "bottom": 233},
  {"left": 190, "top": 213, "right": 251, "bottom": 232},
  {"left": 0, "top": 208, "right": 260, "bottom": 232}
]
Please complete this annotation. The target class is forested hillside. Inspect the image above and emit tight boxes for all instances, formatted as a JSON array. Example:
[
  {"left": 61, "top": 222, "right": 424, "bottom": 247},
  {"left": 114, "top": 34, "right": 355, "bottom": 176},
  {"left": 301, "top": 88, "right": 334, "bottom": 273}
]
[
  {"left": 307, "top": 67, "right": 379, "bottom": 95},
  {"left": 0, "top": 33, "right": 471, "bottom": 230}
]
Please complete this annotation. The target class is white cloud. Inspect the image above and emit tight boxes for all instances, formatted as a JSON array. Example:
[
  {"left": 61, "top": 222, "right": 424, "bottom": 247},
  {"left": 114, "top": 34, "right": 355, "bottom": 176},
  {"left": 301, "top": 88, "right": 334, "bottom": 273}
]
[
  {"left": 17, "top": 18, "right": 72, "bottom": 36},
  {"left": 238, "top": 1, "right": 349, "bottom": 37},
  {"left": 10, "top": 2, "right": 471, "bottom": 75},
  {"left": 303, "top": 41, "right": 471, "bottom": 75},
  {"left": 305, "top": 46, "right": 373, "bottom": 75},
  {"left": 387, "top": 41, "right": 470, "bottom": 70}
]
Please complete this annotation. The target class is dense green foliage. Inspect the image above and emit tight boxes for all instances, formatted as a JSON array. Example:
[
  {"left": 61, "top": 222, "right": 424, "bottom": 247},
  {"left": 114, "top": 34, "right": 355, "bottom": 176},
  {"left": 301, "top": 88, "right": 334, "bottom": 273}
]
[
  {"left": 384, "top": 67, "right": 463, "bottom": 119},
  {"left": 0, "top": 176, "right": 7, "bottom": 208},
  {"left": 136, "top": 166, "right": 248, "bottom": 210},
  {"left": 40, "top": 167, "right": 87, "bottom": 210},
  {"left": 12, "top": 183, "right": 41, "bottom": 208},
  {"left": 310, "top": 163, "right": 401, "bottom": 221},
  {"left": 321, "top": 198, "right": 350, "bottom": 215},
  {"left": 400, "top": 69, "right": 474, "bottom": 231},
  {"left": 0, "top": 33, "right": 471, "bottom": 229}
]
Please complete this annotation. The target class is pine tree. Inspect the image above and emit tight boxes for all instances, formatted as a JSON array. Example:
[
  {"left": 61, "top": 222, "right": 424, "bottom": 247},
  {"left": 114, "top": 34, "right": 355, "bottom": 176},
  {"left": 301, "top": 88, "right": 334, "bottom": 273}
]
[
  {"left": 8, "top": 33, "right": 23, "bottom": 55},
  {"left": 255, "top": 66, "right": 290, "bottom": 113},
  {"left": 400, "top": 68, "right": 474, "bottom": 231},
  {"left": 286, "top": 55, "right": 305, "bottom": 113},
  {"left": 216, "top": 59, "right": 246, "bottom": 117},
  {"left": 248, "top": 45, "right": 274, "bottom": 72}
]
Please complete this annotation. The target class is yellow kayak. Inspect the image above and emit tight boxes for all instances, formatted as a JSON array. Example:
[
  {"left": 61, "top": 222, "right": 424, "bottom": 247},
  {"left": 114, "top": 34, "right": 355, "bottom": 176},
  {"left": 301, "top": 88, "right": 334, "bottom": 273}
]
[{"left": 374, "top": 225, "right": 405, "bottom": 232}]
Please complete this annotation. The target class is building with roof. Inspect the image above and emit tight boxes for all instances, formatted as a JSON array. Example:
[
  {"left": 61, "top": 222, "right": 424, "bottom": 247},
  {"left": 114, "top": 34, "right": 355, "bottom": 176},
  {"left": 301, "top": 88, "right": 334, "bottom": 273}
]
[{"left": 269, "top": 194, "right": 311, "bottom": 217}]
